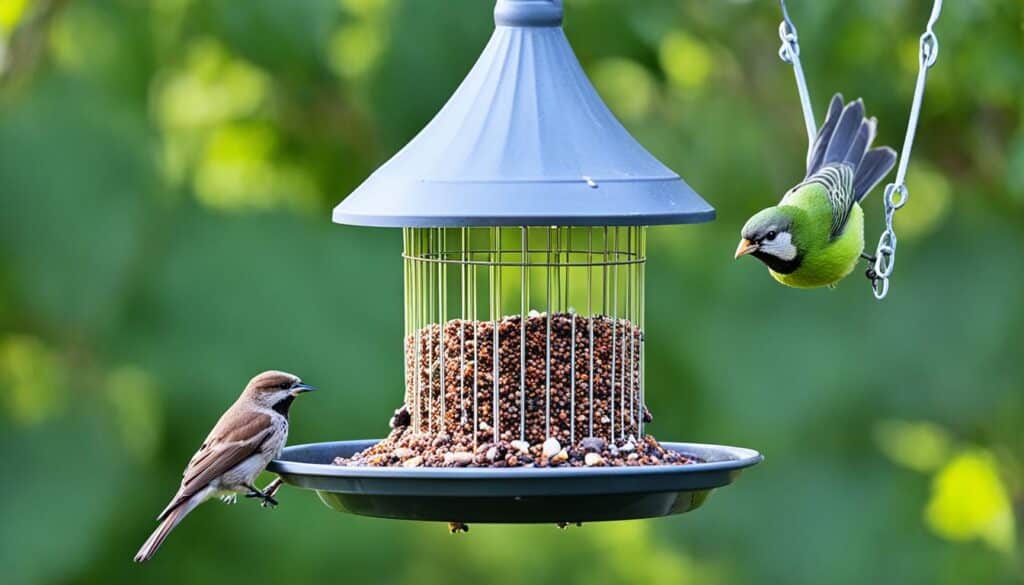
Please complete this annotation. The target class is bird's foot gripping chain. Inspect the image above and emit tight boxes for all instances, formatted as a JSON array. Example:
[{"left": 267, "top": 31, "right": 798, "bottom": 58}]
[
  {"left": 220, "top": 494, "right": 238, "bottom": 505},
  {"left": 244, "top": 483, "right": 279, "bottom": 508},
  {"left": 860, "top": 253, "right": 881, "bottom": 287}
]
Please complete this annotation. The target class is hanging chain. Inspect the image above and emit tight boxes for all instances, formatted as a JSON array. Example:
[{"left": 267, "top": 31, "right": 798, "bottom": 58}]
[
  {"left": 777, "top": 0, "right": 816, "bottom": 147},
  {"left": 778, "top": 0, "right": 943, "bottom": 300},
  {"left": 869, "top": 0, "right": 942, "bottom": 299}
]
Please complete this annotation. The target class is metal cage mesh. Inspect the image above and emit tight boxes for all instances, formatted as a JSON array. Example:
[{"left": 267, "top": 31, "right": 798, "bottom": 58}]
[{"left": 402, "top": 226, "right": 647, "bottom": 449}]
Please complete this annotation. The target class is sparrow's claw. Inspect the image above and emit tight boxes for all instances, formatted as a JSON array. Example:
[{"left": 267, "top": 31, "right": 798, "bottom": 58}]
[
  {"left": 244, "top": 483, "right": 279, "bottom": 508},
  {"left": 263, "top": 477, "right": 284, "bottom": 500},
  {"left": 220, "top": 494, "right": 237, "bottom": 505}
]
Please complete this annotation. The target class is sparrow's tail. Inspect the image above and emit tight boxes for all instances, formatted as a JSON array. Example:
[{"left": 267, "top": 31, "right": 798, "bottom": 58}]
[{"left": 133, "top": 494, "right": 202, "bottom": 562}]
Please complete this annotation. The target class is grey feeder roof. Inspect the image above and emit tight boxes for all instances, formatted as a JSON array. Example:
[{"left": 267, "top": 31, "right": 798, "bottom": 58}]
[{"left": 333, "top": 0, "right": 714, "bottom": 228}]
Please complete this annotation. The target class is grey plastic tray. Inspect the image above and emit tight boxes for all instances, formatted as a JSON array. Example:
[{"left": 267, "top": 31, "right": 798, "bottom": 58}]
[{"left": 268, "top": 440, "right": 761, "bottom": 523}]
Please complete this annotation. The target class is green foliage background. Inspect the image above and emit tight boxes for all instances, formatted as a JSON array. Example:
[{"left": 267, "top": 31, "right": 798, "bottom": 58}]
[{"left": 1, "top": 0, "right": 1022, "bottom": 583}]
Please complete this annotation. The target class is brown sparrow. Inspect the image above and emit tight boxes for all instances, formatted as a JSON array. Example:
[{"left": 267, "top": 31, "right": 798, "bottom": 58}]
[{"left": 134, "top": 371, "right": 315, "bottom": 562}]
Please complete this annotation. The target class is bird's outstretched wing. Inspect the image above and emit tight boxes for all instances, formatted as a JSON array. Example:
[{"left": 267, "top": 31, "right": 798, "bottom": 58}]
[{"left": 157, "top": 409, "right": 272, "bottom": 522}]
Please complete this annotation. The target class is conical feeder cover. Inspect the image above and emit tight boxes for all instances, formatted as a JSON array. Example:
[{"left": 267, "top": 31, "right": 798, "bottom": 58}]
[{"left": 333, "top": 0, "right": 714, "bottom": 227}]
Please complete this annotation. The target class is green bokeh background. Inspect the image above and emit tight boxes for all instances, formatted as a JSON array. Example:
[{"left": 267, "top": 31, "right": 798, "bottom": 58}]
[{"left": 2, "top": 0, "right": 1022, "bottom": 583}]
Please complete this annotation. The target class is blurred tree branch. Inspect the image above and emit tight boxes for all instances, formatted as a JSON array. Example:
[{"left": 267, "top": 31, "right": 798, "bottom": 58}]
[{"left": 0, "top": 0, "right": 71, "bottom": 88}]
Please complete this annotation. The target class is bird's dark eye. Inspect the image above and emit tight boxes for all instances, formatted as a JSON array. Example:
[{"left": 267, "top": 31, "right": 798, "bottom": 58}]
[
  {"left": 280, "top": 381, "right": 292, "bottom": 390},
  {"left": 765, "top": 231, "right": 777, "bottom": 241}
]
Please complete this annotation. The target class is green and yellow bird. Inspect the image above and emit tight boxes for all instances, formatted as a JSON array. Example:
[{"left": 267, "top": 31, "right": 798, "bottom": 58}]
[{"left": 735, "top": 94, "right": 897, "bottom": 288}]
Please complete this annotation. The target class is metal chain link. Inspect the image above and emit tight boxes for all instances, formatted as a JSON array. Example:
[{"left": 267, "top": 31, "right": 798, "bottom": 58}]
[
  {"left": 778, "top": 0, "right": 817, "bottom": 147},
  {"left": 870, "top": 0, "right": 942, "bottom": 299},
  {"left": 777, "top": 0, "right": 943, "bottom": 300}
]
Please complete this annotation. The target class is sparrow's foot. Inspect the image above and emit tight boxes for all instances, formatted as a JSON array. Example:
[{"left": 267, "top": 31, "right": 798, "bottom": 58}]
[
  {"left": 556, "top": 522, "right": 583, "bottom": 530},
  {"left": 220, "top": 494, "right": 238, "bottom": 505},
  {"left": 244, "top": 484, "right": 279, "bottom": 508},
  {"left": 448, "top": 522, "right": 469, "bottom": 534},
  {"left": 263, "top": 477, "right": 284, "bottom": 500}
]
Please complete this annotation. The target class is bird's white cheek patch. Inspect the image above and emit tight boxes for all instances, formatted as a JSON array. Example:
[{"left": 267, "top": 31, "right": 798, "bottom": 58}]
[{"left": 763, "top": 232, "right": 798, "bottom": 261}]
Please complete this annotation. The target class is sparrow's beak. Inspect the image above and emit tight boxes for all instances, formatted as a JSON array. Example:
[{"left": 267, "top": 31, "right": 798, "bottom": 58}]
[
  {"left": 290, "top": 382, "right": 316, "bottom": 396},
  {"left": 734, "top": 238, "right": 758, "bottom": 259}
]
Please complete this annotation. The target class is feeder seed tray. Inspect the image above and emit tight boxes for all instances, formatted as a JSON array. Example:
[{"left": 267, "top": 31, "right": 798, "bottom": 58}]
[{"left": 269, "top": 440, "right": 761, "bottom": 523}]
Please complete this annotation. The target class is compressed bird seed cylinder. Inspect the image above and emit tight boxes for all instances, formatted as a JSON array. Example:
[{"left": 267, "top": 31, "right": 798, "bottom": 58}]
[{"left": 403, "top": 313, "right": 644, "bottom": 446}]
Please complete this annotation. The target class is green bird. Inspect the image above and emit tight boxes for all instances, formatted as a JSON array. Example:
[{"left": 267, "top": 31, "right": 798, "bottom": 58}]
[{"left": 735, "top": 94, "right": 897, "bottom": 288}]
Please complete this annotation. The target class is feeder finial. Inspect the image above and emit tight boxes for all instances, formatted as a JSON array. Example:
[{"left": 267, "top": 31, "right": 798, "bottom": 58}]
[{"left": 494, "top": 0, "right": 563, "bottom": 27}]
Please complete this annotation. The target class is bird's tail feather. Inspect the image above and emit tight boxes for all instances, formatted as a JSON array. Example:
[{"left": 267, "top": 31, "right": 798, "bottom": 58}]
[
  {"left": 133, "top": 494, "right": 201, "bottom": 562},
  {"left": 806, "top": 93, "right": 896, "bottom": 202},
  {"left": 853, "top": 147, "right": 897, "bottom": 202}
]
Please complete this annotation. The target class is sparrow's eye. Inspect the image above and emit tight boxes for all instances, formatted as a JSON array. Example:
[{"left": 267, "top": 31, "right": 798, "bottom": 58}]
[
  {"left": 765, "top": 231, "right": 777, "bottom": 241},
  {"left": 280, "top": 381, "right": 292, "bottom": 390}
]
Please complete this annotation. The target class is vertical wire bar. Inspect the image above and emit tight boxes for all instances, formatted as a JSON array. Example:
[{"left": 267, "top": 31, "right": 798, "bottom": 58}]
[
  {"left": 569, "top": 284, "right": 576, "bottom": 445},
  {"left": 427, "top": 229, "right": 434, "bottom": 434},
  {"left": 608, "top": 226, "right": 617, "bottom": 443},
  {"left": 619, "top": 322, "right": 627, "bottom": 441},
  {"left": 545, "top": 227, "right": 552, "bottom": 439},
  {"left": 414, "top": 229, "right": 422, "bottom": 433},
  {"left": 519, "top": 226, "right": 527, "bottom": 442},
  {"left": 438, "top": 228, "right": 446, "bottom": 433},
  {"left": 557, "top": 227, "right": 565, "bottom": 315},
  {"left": 459, "top": 228, "right": 467, "bottom": 426},
  {"left": 620, "top": 226, "right": 627, "bottom": 438},
  {"left": 491, "top": 227, "right": 500, "bottom": 444},
  {"left": 625, "top": 226, "right": 632, "bottom": 436},
  {"left": 621, "top": 226, "right": 629, "bottom": 438},
  {"left": 562, "top": 226, "right": 570, "bottom": 311},
  {"left": 472, "top": 229, "right": 480, "bottom": 447},
  {"left": 587, "top": 227, "right": 595, "bottom": 438},
  {"left": 639, "top": 228, "right": 647, "bottom": 438},
  {"left": 566, "top": 226, "right": 575, "bottom": 444},
  {"left": 626, "top": 226, "right": 634, "bottom": 436},
  {"left": 402, "top": 228, "right": 410, "bottom": 431}
]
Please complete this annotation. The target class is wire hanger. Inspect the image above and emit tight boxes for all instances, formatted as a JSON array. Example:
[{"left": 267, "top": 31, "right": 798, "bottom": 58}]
[{"left": 777, "top": 0, "right": 943, "bottom": 300}]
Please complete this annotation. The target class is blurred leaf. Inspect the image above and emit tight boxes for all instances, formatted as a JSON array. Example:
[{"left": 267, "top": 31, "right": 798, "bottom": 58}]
[
  {"left": 329, "top": 21, "right": 386, "bottom": 80},
  {"left": 896, "top": 162, "right": 953, "bottom": 240},
  {"left": 874, "top": 419, "right": 952, "bottom": 472},
  {"left": 0, "top": 0, "right": 30, "bottom": 35},
  {"left": 155, "top": 38, "right": 269, "bottom": 131},
  {"left": 194, "top": 122, "right": 321, "bottom": 211},
  {"left": 105, "top": 366, "right": 163, "bottom": 462},
  {"left": 591, "top": 58, "right": 656, "bottom": 121},
  {"left": 0, "top": 335, "right": 66, "bottom": 425},
  {"left": 201, "top": 0, "right": 337, "bottom": 78},
  {"left": 925, "top": 449, "right": 1016, "bottom": 553},
  {"left": 659, "top": 31, "right": 712, "bottom": 92}
]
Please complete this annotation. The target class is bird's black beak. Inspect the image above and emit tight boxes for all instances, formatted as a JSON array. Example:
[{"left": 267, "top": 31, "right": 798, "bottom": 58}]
[
  {"left": 290, "top": 382, "right": 316, "bottom": 396},
  {"left": 734, "top": 238, "right": 758, "bottom": 259}
]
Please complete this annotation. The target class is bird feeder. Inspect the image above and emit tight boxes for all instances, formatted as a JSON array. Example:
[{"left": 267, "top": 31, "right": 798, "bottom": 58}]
[{"left": 270, "top": 0, "right": 761, "bottom": 525}]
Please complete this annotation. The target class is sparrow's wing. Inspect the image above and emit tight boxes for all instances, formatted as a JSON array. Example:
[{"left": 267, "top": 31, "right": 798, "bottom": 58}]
[{"left": 157, "top": 410, "right": 272, "bottom": 522}]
